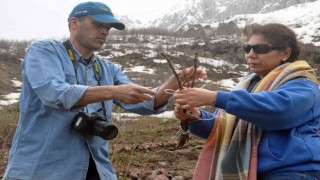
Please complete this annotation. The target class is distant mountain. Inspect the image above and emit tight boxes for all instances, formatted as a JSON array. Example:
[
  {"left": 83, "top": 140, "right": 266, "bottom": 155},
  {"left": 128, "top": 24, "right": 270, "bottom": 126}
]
[
  {"left": 134, "top": 0, "right": 318, "bottom": 46},
  {"left": 118, "top": 0, "right": 319, "bottom": 46},
  {"left": 115, "top": 14, "right": 145, "bottom": 29},
  {"left": 175, "top": 0, "right": 320, "bottom": 46},
  {"left": 148, "top": 0, "right": 317, "bottom": 30}
]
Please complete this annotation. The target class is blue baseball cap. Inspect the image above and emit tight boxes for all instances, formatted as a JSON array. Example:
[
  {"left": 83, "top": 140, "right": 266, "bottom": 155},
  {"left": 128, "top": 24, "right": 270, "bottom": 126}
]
[{"left": 68, "top": 1, "right": 125, "bottom": 30}]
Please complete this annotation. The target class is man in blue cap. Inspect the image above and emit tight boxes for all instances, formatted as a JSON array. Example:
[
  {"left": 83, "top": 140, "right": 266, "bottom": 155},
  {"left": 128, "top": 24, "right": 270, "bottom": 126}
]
[{"left": 3, "top": 1, "right": 207, "bottom": 180}]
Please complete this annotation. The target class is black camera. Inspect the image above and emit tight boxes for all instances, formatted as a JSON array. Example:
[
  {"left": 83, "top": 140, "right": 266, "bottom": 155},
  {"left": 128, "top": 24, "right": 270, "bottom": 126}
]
[{"left": 72, "top": 112, "right": 118, "bottom": 140}]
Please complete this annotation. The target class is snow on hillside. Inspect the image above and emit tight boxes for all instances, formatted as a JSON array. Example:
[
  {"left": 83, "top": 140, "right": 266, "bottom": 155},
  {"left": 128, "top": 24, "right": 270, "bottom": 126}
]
[{"left": 226, "top": 1, "right": 320, "bottom": 46}]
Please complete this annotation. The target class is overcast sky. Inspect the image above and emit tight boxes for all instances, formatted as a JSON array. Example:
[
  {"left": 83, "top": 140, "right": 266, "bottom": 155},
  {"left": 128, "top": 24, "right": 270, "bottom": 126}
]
[{"left": 0, "top": 0, "right": 182, "bottom": 40}]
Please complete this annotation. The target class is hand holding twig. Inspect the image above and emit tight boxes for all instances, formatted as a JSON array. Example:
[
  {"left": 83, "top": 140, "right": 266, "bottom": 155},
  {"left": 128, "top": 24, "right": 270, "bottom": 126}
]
[{"left": 160, "top": 51, "right": 201, "bottom": 149}]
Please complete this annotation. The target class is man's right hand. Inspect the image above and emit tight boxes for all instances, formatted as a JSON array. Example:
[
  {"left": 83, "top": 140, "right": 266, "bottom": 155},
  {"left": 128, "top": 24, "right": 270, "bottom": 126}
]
[{"left": 75, "top": 84, "right": 156, "bottom": 106}]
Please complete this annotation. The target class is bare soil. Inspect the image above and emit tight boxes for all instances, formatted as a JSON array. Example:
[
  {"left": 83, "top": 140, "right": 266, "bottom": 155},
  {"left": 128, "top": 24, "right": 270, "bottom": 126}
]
[
  {"left": 0, "top": 109, "right": 203, "bottom": 180},
  {"left": 111, "top": 117, "right": 203, "bottom": 180}
]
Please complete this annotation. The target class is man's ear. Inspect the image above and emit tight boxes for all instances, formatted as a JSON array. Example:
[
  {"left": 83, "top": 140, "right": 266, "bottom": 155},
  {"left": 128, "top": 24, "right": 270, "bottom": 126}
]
[{"left": 69, "top": 17, "right": 80, "bottom": 30}]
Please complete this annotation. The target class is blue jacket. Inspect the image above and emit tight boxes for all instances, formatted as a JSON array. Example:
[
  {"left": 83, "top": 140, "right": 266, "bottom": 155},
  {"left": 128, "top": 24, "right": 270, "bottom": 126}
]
[
  {"left": 4, "top": 40, "right": 166, "bottom": 180},
  {"left": 189, "top": 79, "right": 320, "bottom": 175}
]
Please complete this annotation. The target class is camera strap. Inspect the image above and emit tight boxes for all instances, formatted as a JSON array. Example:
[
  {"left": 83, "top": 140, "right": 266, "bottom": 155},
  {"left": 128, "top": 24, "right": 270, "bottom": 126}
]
[{"left": 63, "top": 39, "right": 106, "bottom": 116}]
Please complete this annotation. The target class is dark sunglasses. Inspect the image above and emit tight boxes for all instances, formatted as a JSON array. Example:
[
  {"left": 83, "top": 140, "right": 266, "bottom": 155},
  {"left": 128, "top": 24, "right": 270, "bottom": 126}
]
[{"left": 243, "top": 44, "right": 285, "bottom": 54}]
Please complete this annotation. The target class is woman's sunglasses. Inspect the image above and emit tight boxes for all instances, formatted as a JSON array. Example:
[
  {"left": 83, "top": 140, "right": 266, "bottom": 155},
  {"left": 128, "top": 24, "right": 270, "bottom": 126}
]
[{"left": 243, "top": 44, "right": 285, "bottom": 54}]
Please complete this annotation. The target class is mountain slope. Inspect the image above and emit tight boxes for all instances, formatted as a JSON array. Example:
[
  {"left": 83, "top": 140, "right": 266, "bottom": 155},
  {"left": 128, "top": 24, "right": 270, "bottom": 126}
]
[
  {"left": 148, "top": 0, "right": 317, "bottom": 30},
  {"left": 225, "top": 0, "right": 320, "bottom": 46}
]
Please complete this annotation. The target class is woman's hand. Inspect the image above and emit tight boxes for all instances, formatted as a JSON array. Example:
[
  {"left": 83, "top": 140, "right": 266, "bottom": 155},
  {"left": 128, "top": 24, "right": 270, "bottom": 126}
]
[
  {"left": 177, "top": 67, "right": 207, "bottom": 87},
  {"left": 174, "top": 104, "right": 200, "bottom": 120},
  {"left": 173, "top": 88, "right": 217, "bottom": 109}
]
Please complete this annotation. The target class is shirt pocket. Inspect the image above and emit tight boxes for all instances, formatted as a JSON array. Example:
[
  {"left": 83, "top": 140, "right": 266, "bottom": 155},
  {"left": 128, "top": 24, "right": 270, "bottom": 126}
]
[{"left": 65, "top": 74, "right": 77, "bottom": 84}]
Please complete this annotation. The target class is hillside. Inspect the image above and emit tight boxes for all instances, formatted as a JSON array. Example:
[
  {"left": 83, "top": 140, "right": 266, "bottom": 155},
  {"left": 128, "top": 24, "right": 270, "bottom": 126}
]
[
  {"left": 226, "top": 0, "right": 320, "bottom": 46},
  {"left": 1, "top": 28, "right": 320, "bottom": 179},
  {"left": 0, "top": 40, "right": 28, "bottom": 107},
  {"left": 137, "top": 0, "right": 317, "bottom": 31},
  {"left": 0, "top": 32, "right": 243, "bottom": 108},
  {"left": 1, "top": 30, "right": 320, "bottom": 108}
]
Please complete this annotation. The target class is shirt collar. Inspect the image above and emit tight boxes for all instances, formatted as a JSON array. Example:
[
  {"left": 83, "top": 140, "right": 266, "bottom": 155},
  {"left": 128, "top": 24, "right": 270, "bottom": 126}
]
[{"left": 68, "top": 41, "right": 96, "bottom": 64}]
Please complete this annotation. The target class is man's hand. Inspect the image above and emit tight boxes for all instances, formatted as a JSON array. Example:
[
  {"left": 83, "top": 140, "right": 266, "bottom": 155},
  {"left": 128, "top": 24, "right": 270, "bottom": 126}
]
[
  {"left": 75, "top": 85, "right": 156, "bottom": 106},
  {"left": 113, "top": 84, "right": 156, "bottom": 104}
]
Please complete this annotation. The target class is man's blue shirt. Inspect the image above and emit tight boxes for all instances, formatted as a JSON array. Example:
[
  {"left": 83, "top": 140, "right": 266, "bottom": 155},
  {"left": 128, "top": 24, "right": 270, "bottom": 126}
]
[{"left": 4, "top": 39, "right": 166, "bottom": 180}]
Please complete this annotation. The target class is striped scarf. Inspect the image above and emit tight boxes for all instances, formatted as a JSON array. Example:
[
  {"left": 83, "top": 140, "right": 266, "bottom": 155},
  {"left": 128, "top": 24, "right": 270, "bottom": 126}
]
[{"left": 193, "top": 60, "right": 319, "bottom": 180}]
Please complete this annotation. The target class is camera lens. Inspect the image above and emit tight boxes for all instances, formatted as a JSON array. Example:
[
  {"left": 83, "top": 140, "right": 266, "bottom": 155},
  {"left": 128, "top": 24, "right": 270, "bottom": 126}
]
[{"left": 93, "top": 121, "right": 118, "bottom": 140}]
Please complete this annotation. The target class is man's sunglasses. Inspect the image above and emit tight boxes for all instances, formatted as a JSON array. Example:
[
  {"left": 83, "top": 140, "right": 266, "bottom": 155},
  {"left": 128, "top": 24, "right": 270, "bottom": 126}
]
[{"left": 243, "top": 44, "right": 285, "bottom": 54}]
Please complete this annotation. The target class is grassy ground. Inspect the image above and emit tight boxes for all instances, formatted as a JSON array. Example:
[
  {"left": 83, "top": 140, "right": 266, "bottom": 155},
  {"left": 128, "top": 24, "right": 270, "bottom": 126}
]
[
  {"left": 0, "top": 108, "right": 203, "bottom": 179},
  {"left": 0, "top": 107, "right": 20, "bottom": 178}
]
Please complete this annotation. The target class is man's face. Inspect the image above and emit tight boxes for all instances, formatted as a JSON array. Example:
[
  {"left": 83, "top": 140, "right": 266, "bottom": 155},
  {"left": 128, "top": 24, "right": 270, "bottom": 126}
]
[{"left": 75, "top": 17, "right": 112, "bottom": 51}]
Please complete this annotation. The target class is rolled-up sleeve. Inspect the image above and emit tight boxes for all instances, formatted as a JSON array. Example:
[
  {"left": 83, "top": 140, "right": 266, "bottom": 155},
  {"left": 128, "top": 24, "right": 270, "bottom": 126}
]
[
  {"left": 108, "top": 63, "right": 168, "bottom": 115},
  {"left": 114, "top": 87, "right": 168, "bottom": 115}
]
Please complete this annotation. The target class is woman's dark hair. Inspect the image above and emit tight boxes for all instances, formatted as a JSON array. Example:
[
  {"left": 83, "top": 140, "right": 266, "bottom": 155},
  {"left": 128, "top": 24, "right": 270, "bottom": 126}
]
[{"left": 241, "top": 23, "right": 300, "bottom": 62}]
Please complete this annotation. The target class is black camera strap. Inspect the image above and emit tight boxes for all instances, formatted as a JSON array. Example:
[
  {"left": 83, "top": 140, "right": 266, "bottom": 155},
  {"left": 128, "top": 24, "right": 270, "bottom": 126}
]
[{"left": 63, "top": 39, "right": 106, "bottom": 116}]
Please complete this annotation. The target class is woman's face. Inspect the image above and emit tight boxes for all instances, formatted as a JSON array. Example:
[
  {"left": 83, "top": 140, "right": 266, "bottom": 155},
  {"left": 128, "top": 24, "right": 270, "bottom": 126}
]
[{"left": 245, "top": 34, "right": 290, "bottom": 78}]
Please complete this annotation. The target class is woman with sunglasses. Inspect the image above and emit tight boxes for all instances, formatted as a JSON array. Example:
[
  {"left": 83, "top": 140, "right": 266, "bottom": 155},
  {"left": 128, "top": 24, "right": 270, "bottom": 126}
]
[{"left": 173, "top": 23, "right": 320, "bottom": 180}]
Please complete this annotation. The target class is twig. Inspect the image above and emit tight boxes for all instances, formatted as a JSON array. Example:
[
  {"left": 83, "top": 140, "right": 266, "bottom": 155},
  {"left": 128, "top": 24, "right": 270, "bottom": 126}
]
[
  {"left": 160, "top": 51, "right": 199, "bottom": 149},
  {"left": 160, "top": 52, "right": 182, "bottom": 90},
  {"left": 191, "top": 53, "right": 198, "bottom": 88}
]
